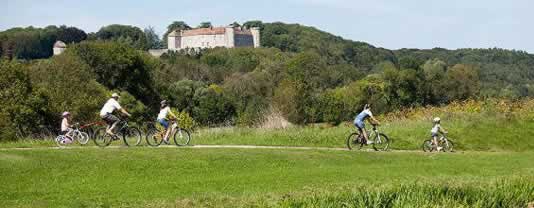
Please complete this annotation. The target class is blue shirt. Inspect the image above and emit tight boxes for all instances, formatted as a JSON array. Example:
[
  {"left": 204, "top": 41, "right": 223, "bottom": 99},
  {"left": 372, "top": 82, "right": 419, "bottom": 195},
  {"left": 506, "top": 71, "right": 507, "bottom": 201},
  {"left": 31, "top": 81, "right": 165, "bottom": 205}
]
[{"left": 354, "top": 109, "right": 373, "bottom": 123}]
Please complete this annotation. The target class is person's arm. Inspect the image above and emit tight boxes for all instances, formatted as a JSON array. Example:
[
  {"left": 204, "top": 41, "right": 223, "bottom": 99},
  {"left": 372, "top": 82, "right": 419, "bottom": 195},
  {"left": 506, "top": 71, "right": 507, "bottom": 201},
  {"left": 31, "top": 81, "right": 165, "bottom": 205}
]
[
  {"left": 120, "top": 108, "right": 131, "bottom": 117},
  {"left": 114, "top": 100, "right": 131, "bottom": 117},
  {"left": 168, "top": 110, "right": 177, "bottom": 120},
  {"left": 440, "top": 126, "right": 448, "bottom": 134},
  {"left": 370, "top": 116, "right": 381, "bottom": 125}
]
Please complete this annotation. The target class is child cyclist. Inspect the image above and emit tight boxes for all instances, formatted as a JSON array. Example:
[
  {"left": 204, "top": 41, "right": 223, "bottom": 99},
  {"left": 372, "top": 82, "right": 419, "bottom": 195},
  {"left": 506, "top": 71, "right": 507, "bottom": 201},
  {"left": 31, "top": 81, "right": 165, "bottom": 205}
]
[
  {"left": 60, "top": 112, "right": 74, "bottom": 144},
  {"left": 157, "top": 100, "right": 177, "bottom": 144},
  {"left": 431, "top": 117, "right": 448, "bottom": 151},
  {"left": 354, "top": 104, "right": 381, "bottom": 144}
]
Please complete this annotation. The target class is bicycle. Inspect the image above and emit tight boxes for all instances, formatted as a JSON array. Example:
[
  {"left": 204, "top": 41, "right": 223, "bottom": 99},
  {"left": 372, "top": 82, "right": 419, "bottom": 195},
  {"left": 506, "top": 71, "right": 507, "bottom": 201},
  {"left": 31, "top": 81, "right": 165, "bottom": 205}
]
[
  {"left": 80, "top": 121, "right": 106, "bottom": 140},
  {"left": 93, "top": 118, "right": 142, "bottom": 147},
  {"left": 55, "top": 123, "right": 90, "bottom": 147},
  {"left": 422, "top": 134, "right": 454, "bottom": 152},
  {"left": 347, "top": 124, "right": 390, "bottom": 151},
  {"left": 146, "top": 119, "right": 191, "bottom": 147}
]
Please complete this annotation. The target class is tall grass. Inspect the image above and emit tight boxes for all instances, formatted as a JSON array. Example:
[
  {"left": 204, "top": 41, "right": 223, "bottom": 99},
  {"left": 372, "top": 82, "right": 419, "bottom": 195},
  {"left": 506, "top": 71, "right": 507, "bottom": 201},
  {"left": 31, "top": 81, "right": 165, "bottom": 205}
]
[
  {"left": 276, "top": 178, "right": 533, "bottom": 208},
  {"left": 152, "top": 178, "right": 534, "bottom": 208}
]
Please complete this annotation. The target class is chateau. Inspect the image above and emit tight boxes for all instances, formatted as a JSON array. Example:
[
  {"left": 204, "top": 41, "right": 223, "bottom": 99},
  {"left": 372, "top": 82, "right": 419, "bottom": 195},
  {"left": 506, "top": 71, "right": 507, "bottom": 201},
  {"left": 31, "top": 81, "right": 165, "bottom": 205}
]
[{"left": 168, "top": 26, "right": 260, "bottom": 50}]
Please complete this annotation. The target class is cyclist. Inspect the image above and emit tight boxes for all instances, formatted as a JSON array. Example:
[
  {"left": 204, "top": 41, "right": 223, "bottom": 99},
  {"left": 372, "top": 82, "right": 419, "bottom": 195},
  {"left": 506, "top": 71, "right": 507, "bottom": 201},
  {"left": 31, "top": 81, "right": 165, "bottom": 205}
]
[
  {"left": 354, "top": 104, "right": 381, "bottom": 144},
  {"left": 99, "top": 93, "right": 131, "bottom": 136},
  {"left": 60, "top": 111, "right": 74, "bottom": 144},
  {"left": 157, "top": 100, "right": 177, "bottom": 144},
  {"left": 431, "top": 117, "right": 448, "bottom": 151}
]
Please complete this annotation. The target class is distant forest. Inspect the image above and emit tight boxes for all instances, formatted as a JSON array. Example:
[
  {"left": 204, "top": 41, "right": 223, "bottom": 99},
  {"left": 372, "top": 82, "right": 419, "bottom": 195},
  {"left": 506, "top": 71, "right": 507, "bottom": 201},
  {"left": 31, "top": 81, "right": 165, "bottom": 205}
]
[{"left": 1, "top": 21, "right": 534, "bottom": 139}]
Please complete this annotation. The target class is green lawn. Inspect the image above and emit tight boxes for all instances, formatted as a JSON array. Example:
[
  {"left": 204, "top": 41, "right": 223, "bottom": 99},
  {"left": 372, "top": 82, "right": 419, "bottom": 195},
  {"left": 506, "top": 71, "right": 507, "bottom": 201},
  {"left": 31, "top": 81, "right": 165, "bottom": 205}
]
[{"left": 1, "top": 148, "right": 533, "bottom": 207}]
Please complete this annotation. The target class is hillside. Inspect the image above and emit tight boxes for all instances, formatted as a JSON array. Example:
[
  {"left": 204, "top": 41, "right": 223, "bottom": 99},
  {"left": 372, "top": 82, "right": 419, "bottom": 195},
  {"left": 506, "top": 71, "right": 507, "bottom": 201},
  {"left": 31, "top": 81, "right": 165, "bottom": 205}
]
[
  {"left": 3, "top": 21, "right": 534, "bottom": 139},
  {"left": 256, "top": 22, "right": 534, "bottom": 98}
]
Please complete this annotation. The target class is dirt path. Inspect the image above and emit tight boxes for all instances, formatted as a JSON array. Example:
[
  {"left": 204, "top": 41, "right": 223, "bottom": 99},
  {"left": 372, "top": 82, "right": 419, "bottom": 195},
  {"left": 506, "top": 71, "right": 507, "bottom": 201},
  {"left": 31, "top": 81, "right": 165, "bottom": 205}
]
[{"left": 0, "top": 144, "right": 423, "bottom": 152}]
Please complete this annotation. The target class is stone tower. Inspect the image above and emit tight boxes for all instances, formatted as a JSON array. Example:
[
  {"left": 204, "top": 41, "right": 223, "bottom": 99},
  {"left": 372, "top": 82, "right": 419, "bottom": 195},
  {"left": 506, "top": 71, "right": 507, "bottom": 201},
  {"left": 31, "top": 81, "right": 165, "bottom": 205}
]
[
  {"left": 167, "top": 30, "right": 181, "bottom": 50},
  {"left": 53, "top": 41, "right": 66, "bottom": 55},
  {"left": 250, "top": 27, "right": 261, "bottom": 48}
]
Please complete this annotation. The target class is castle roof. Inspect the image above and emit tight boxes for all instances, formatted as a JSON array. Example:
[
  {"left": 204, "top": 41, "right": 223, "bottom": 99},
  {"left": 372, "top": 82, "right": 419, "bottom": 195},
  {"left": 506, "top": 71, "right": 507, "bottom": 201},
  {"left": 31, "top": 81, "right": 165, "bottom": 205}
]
[
  {"left": 168, "top": 30, "right": 180, "bottom": 37},
  {"left": 169, "top": 27, "right": 255, "bottom": 37},
  {"left": 54, "top": 41, "right": 66, "bottom": 48},
  {"left": 181, "top": 27, "right": 226, "bottom": 36}
]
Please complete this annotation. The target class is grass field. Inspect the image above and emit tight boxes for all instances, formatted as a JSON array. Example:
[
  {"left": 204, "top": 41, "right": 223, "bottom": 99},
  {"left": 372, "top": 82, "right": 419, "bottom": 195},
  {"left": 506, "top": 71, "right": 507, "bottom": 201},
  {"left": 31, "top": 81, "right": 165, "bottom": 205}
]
[
  {"left": 1, "top": 148, "right": 533, "bottom": 207},
  {"left": 3, "top": 110, "right": 534, "bottom": 152},
  {"left": 2, "top": 102, "right": 533, "bottom": 207}
]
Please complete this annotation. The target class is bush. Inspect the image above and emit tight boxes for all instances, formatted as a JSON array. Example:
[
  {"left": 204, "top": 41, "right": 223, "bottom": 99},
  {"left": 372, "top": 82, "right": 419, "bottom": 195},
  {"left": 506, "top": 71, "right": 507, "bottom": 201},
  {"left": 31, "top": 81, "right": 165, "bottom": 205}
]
[{"left": 171, "top": 109, "right": 197, "bottom": 131}]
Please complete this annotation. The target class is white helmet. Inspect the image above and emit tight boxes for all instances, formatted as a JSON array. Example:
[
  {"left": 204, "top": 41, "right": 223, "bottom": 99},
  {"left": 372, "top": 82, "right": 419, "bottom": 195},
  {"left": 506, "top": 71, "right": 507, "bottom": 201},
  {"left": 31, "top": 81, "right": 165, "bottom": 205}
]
[
  {"left": 111, "top": 93, "right": 120, "bottom": 98},
  {"left": 62, "top": 111, "right": 71, "bottom": 117},
  {"left": 433, "top": 117, "right": 441, "bottom": 123}
]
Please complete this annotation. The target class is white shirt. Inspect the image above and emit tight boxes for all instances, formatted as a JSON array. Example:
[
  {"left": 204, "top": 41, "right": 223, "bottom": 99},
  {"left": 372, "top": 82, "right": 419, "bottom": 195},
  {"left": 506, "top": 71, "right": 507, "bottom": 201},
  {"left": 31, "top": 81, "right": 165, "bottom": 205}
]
[
  {"left": 431, "top": 124, "right": 441, "bottom": 134},
  {"left": 61, "top": 118, "right": 70, "bottom": 132},
  {"left": 157, "top": 106, "right": 171, "bottom": 120},
  {"left": 100, "top": 98, "right": 122, "bottom": 117}
]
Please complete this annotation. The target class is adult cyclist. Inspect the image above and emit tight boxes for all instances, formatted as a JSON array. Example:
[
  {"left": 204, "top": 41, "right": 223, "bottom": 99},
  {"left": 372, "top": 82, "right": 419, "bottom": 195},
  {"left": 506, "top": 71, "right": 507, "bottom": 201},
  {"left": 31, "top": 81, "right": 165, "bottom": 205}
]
[
  {"left": 99, "top": 93, "right": 131, "bottom": 136},
  {"left": 354, "top": 104, "right": 381, "bottom": 144}
]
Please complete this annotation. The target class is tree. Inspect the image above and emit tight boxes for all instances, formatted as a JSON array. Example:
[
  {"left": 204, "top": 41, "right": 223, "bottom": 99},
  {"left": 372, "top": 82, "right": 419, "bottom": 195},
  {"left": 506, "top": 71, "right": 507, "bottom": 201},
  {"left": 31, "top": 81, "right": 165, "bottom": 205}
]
[
  {"left": 230, "top": 22, "right": 241, "bottom": 28},
  {"left": 198, "top": 22, "right": 213, "bottom": 28},
  {"left": 445, "top": 64, "right": 480, "bottom": 100},
  {"left": 162, "top": 21, "right": 191, "bottom": 47},
  {"left": 26, "top": 54, "right": 109, "bottom": 124},
  {"left": 55, "top": 25, "right": 87, "bottom": 43},
  {"left": 243, "top": 20, "right": 263, "bottom": 29},
  {"left": 422, "top": 58, "right": 448, "bottom": 104},
  {"left": 0, "top": 60, "right": 48, "bottom": 140},
  {"left": 68, "top": 41, "right": 159, "bottom": 110},
  {"left": 95, "top": 24, "right": 148, "bottom": 50},
  {"left": 144, "top": 26, "right": 162, "bottom": 49}
]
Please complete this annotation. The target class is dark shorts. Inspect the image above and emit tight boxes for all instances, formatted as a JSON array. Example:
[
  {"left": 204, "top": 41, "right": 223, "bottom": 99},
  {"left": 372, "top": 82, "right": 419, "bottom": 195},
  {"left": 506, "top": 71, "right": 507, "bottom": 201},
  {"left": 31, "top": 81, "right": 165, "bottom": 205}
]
[{"left": 101, "top": 114, "right": 120, "bottom": 126}]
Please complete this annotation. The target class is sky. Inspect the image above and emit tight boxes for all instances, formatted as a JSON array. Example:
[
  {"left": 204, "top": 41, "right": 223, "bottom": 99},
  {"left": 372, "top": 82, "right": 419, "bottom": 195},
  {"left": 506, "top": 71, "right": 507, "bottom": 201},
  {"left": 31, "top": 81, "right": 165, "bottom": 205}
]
[{"left": 2, "top": 0, "right": 533, "bottom": 52}]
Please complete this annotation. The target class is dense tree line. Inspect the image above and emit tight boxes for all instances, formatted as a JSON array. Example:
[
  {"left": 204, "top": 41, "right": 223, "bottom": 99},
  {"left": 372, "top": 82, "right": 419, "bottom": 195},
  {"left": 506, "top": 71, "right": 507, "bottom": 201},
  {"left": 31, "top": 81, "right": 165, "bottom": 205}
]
[
  {"left": 1, "top": 21, "right": 534, "bottom": 140},
  {"left": 0, "top": 25, "right": 87, "bottom": 59}
]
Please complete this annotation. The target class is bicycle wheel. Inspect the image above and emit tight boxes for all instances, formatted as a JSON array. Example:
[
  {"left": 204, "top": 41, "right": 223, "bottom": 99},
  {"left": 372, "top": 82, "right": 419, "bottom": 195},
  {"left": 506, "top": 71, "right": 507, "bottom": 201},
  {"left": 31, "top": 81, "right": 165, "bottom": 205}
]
[
  {"left": 55, "top": 135, "right": 66, "bottom": 147},
  {"left": 422, "top": 140, "right": 433, "bottom": 152},
  {"left": 372, "top": 133, "right": 390, "bottom": 151},
  {"left": 346, "top": 133, "right": 363, "bottom": 150},
  {"left": 76, "top": 131, "right": 90, "bottom": 145},
  {"left": 441, "top": 139, "right": 454, "bottom": 152},
  {"left": 173, "top": 128, "right": 191, "bottom": 146},
  {"left": 123, "top": 127, "right": 142, "bottom": 147},
  {"left": 94, "top": 128, "right": 112, "bottom": 147},
  {"left": 82, "top": 128, "right": 95, "bottom": 140},
  {"left": 146, "top": 129, "right": 163, "bottom": 147}
]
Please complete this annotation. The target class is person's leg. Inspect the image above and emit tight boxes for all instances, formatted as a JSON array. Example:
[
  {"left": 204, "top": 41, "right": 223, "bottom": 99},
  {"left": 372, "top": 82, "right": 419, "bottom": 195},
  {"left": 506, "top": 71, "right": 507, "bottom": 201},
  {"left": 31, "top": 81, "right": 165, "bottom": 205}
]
[
  {"left": 65, "top": 128, "right": 73, "bottom": 139},
  {"left": 159, "top": 119, "right": 170, "bottom": 142},
  {"left": 355, "top": 121, "right": 368, "bottom": 143},
  {"left": 362, "top": 127, "right": 369, "bottom": 143},
  {"left": 105, "top": 115, "right": 120, "bottom": 136},
  {"left": 432, "top": 135, "right": 438, "bottom": 151},
  {"left": 163, "top": 122, "right": 171, "bottom": 142}
]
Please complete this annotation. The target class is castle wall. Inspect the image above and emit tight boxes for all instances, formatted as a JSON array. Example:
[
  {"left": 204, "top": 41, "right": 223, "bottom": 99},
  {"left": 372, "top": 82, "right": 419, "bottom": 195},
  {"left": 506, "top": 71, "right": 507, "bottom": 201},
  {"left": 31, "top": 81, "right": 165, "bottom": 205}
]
[
  {"left": 234, "top": 34, "right": 254, "bottom": 47},
  {"left": 166, "top": 27, "right": 259, "bottom": 51},
  {"left": 181, "top": 34, "right": 227, "bottom": 48}
]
